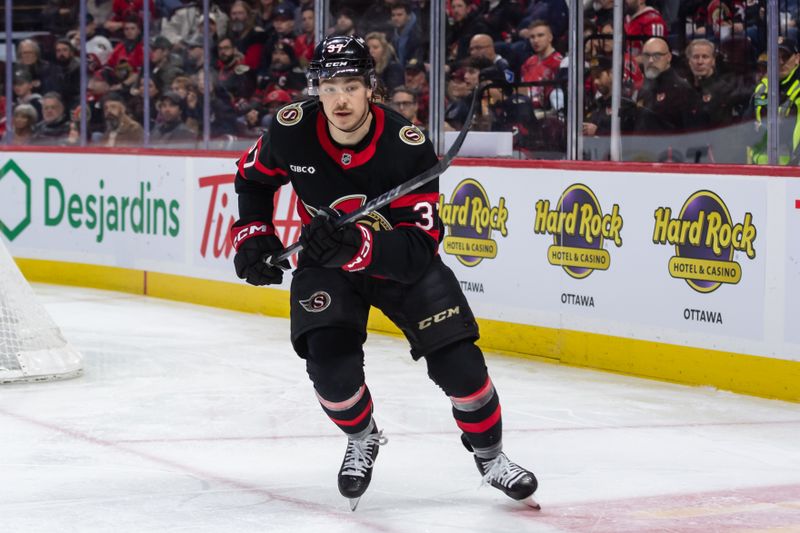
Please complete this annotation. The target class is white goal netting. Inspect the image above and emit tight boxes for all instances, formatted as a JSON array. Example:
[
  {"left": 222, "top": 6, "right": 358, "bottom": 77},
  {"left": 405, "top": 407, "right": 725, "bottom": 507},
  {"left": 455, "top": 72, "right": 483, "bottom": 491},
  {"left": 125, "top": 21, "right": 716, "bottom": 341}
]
[{"left": 0, "top": 241, "right": 83, "bottom": 383}]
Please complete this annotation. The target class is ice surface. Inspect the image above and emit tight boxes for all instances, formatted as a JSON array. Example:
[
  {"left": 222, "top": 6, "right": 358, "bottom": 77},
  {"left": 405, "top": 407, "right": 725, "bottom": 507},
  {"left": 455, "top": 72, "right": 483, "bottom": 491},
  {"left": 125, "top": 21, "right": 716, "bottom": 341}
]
[{"left": 1, "top": 284, "right": 799, "bottom": 532}]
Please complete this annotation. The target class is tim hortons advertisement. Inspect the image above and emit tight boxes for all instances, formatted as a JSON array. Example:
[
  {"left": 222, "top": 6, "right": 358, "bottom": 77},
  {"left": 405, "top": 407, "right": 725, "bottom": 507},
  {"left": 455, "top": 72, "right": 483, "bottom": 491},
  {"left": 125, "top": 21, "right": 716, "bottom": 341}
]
[
  {"left": 0, "top": 155, "right": 186, "bottom": 267},
  {"left": 786, "top": 181, "right": 800, "bottom": 346},
  {"left": 192, "top": 157, "right": 300, "bottom": 287}
]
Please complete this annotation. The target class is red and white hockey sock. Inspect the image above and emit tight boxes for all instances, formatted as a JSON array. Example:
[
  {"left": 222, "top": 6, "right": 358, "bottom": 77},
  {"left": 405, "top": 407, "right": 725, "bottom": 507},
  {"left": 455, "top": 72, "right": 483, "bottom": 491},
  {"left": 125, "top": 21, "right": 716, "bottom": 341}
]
[
  {"left": 317, "top": 384, "right": 375, "bottom": 439},
  {"left": 451, "top": 376, "right": 503, "bottom": 458}
]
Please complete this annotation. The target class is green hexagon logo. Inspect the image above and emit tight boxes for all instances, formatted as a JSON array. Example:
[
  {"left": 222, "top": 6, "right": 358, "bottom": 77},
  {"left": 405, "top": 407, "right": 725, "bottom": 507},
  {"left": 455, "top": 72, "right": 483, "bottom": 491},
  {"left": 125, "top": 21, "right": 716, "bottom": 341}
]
[{"left": 0, "top": 160, "right": 32, "bottom": 241}]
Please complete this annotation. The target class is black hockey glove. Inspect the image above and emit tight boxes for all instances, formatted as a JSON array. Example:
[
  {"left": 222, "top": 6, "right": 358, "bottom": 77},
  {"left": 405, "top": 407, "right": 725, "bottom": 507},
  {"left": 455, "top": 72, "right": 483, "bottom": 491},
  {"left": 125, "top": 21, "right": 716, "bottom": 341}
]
[
  {"left": 300, "top": 207, "right": 373, "bottom": 271},
  {"left": 230, "top": 221, "right": 290, "bottom": 286}
]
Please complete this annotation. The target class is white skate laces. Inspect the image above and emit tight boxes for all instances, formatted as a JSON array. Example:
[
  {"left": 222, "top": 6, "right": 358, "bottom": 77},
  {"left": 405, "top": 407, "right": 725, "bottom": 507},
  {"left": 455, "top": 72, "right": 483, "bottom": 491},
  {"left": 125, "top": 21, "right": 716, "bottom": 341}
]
[
  {"left": 479, "top": 453, "right": 529, "bottom": 489},
  {"left": 341, "top": 430, "right": 387, "bottom": 477}
]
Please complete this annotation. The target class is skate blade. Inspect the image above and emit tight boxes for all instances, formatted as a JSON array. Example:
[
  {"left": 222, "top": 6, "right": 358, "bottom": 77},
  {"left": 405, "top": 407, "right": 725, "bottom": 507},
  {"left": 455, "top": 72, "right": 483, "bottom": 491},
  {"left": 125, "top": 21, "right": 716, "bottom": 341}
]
[
  {"left": 348, "top": 497, "right": 361, "bottom": 511},
  {"left": 523, "top": 495, "right": 541, "bottom": 510}
]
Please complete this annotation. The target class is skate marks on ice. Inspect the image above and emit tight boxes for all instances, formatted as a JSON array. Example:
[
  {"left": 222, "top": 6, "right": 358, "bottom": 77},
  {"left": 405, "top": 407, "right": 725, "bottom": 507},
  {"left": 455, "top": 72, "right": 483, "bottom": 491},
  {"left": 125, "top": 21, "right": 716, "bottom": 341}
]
[
  {"left": 531, "top": 483, "right": 800, "bottom": 532},
  {"left": 2, "top": 284, "right": 800, "bottom": 532}
]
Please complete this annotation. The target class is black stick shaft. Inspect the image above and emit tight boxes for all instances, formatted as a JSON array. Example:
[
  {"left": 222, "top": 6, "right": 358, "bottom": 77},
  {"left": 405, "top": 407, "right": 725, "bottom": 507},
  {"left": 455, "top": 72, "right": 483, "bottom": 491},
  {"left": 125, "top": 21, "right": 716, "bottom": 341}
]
[{"left": 264, "top": 85, "right": 483, "bottom": 267}]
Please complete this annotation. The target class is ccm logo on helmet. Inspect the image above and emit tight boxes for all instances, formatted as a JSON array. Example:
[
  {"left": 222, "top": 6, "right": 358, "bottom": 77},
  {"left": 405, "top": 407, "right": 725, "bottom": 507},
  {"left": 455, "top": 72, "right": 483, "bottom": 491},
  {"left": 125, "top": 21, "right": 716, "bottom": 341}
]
[
  {"left": 418, "top": 306, "right": 460, "bottom": 330},
  {"left": 290, "top": 164, "right": 316, "bottom": 174}
]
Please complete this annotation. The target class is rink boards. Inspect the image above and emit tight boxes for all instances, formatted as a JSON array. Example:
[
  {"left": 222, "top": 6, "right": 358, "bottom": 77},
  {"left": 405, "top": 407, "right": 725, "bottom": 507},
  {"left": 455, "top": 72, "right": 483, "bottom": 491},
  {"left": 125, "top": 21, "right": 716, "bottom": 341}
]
[{"left": 0, "top": 149, "right": 798, "bottom": 401}]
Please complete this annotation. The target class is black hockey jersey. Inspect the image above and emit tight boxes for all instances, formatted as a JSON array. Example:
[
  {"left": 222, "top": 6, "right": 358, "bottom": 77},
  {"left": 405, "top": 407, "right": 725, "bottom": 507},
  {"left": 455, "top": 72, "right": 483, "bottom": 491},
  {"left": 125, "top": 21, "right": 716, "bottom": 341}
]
[{"left": 234, "top": 99, "right": 441, "bottom": 283}]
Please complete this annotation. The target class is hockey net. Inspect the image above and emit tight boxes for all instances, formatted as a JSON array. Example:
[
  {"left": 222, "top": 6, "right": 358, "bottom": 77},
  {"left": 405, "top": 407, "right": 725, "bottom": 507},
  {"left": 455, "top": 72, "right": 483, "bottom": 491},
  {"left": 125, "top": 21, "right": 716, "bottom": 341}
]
[{"left": 0, "top": 241, "right": 83, "bottom": 383}]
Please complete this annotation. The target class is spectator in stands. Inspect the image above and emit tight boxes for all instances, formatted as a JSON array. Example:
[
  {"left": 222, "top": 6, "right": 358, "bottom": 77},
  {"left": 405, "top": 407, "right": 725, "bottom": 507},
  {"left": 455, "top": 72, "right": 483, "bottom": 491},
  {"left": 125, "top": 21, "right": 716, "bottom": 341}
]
[
  {"left": 586, "top": 0, "right": 615, "bottom": 31},
  {"left": 169, "top": 75, "right": 195, "bottom": 101},
  {"left": 390, "top": 86, "right": 424, "bottom": 128},
  {"left": 329, "top": 7, "right": 357, "bottom": 37},
  {"left": 473, "top": 65, "right": 538, "bottom": 153},
  {"left": 403, "top": 58, "right": 429, "bottom": 123},
  {"left": 366, "top": 32, "right": 405, "bottom": 93},
  {"left": 48, "top": 39, "right": 81, "bottom": 112},
  {"left": 748, "top": 39, "right": 800, "bottom": 164},
  {"left": 360, "top": 0, "right": 394, "bottom": 37},
  {"left": 624, "top": 0, "right": 668, "bottom": 59},
  {"left": 107, "top": 17, "right": 145, "bottom": 81},
  {"left": 469, "top": 33, "right": 514, "bottom": 83},
  {"left": 684, "top": 39, "right": 749, "bottom": 129},
  {"left": 150, "top": 36, "right": 185, "bottom": 92},
  {"left": 390, "top": 1, "right": 423, "bottom": 67},
  {"left": 11, "top": 104, "right": 39, "bottom": 145},
  {"left": 446, "top": 0, "right": 490, "bottom": 63},
  {"left": 478, "top": 0, "right": 522, "bottom": 42},
  {"left": 255, "top": 0, "right": 276, "bottom": 30},
  {"left": 236, "top": 101, "right": 267, "bottom": 139},
  {"left": 161, "top": 1, "right": 229, "bottom": 50},
  {"left": 635, "top": 37, "right": 699, "bottom": 133},
  {"left": 88, "top": 68, "right": 116, "bottom": 134},
  {"left": 259, "top": 39, "right": 306, "bottom": 96},
  {"left": 128, "top": 75, "right": 161, "bottom": 130},
  {"left": 445, "top": 67, "right": 472, "bottom": 130},
  {"left": 43, "top": 0, "right": 79, "bottom": 37},
  {"left": 104, "top": 0, "right": 156, "bottom": 38},
  {"left": 520, "top": 20, "right": 563, "bottom": 109},
  {"left": 191, "top": 69, "right": 239, "bottom": 137},
  {"left": 12, "top": 70, "right": 43, "bottom": 122},
  {"left": 519, "top": 0, "right": 569, "bottom": 43},
  {"left": 583, "top": 56, "right": 638, "bottom": 137},
  {"left": 15, "top": 40, "right": 53, "bottom": 94},
  {"left": 295, "top": 6, "right": 315, "bottom": 68},
  {"left": 216, "top": 37, "right": 257, "bottom": 107},
  {"left": 181, "top": 36, "right": 206, "bottom": 76},
  {"left": 30, "top": 92, "right": 71, "bottom": 146},
  {"left": 88, "top": 0, "right": 113, "bottom": 27},
  {"left": 152, "top": 91, "right": 197, "bottom": 145},
  {"left": 588, "top": 22, "right": 644, "bottom": 97},
  {"left": 261, "top": 4, "right": 298, "bottom": 74},
  {"left": 99, "top": 92, "right": 144, "bottom": 147},
  {"left": 228, "top": 0, "right": 268, "bottom": 71}
]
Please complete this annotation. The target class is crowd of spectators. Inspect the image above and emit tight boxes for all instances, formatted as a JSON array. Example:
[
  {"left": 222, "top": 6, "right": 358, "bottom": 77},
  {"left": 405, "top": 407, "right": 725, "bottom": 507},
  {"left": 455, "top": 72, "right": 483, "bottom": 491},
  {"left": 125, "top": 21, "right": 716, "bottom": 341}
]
[{"left": 1, "top": 0, "right": 797, "bottom": 163}]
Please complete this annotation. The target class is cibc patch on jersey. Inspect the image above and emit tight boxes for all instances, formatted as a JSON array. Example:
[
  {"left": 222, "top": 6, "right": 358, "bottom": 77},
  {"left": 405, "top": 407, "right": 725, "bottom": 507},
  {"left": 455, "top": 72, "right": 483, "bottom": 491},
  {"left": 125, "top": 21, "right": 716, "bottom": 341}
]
[
  {"left": 276, "top": 103, "right": 304, "bottom": 126},
  {"left": 399, "top": 125, "right": 425, "bottom": 146},
  {"left": 299, "top": 291, "right": 331, "bottom": 312}
]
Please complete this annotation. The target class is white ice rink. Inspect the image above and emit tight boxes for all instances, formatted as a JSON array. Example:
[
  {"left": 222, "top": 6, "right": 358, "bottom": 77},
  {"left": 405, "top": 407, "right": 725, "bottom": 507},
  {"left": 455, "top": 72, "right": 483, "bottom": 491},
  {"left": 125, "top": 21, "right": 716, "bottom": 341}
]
[{"left": 2, "top": 284, "right": 800, "bottom": 533}]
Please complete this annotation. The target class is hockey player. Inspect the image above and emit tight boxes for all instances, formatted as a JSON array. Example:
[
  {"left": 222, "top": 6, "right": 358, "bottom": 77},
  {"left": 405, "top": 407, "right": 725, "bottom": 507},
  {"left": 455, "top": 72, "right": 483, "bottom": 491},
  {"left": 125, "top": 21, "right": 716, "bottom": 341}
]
[{"left": 230, "top": 34, "right": 538, "bottom": 511}]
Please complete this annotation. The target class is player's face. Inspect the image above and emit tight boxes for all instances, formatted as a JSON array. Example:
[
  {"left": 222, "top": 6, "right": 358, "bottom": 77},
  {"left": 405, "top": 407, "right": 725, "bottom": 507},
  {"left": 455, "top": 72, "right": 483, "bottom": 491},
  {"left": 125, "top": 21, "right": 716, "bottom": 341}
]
[{"left": 319, "top": 77, "right": 372, "bottom": 130}]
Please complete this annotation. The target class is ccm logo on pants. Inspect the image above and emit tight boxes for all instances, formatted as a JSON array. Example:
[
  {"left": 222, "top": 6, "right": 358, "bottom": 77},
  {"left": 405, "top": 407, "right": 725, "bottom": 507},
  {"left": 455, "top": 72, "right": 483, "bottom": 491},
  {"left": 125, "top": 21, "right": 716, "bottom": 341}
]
[{"left": 418, "top": 306, "right": 460, "bottom": 330}]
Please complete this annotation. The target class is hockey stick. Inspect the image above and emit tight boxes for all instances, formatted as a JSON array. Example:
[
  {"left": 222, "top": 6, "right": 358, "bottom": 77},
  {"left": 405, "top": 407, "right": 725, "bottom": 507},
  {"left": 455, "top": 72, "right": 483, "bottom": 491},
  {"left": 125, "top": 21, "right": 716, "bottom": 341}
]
[{"left": 263, "top": 83, "right": 484, "bottom": 268}]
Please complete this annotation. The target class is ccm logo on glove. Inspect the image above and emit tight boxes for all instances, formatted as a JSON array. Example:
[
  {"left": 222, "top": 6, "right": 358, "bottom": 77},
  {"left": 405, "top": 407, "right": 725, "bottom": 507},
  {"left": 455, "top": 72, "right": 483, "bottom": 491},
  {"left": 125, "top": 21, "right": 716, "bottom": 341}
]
[
  {"left": 342, "top": 224, "right": 373, "bottom": 272},
  {"left": 231, "top": 221, "right": 275, "bottom": 250}
]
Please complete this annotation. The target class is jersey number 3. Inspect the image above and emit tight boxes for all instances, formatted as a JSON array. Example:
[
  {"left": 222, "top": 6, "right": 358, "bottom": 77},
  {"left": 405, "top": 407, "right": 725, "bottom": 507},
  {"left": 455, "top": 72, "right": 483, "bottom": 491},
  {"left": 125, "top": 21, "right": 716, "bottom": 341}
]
[{"left": 414, "top": 201, "right": 434, "bottom": 230}]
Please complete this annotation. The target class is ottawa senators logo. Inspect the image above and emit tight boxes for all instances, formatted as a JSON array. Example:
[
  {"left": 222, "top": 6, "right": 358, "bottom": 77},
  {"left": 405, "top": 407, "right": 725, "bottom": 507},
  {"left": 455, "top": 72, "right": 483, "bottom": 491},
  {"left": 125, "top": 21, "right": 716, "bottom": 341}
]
[
  {"left": 276, "top": 103, "right": 303, "bottom": 126},
  {"left": 399, "top": 125, "right": 425, "bottom": 146},
  {"left": 299, "top": 291, "right": 331, "bottom": 312}
]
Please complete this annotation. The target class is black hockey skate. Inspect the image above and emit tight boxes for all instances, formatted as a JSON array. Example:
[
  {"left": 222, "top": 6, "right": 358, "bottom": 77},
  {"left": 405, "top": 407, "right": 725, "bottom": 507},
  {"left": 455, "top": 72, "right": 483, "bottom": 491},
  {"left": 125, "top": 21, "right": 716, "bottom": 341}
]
[
  {"left": 338, "top": 428, "right": 387, "bottom": 511},
  {"left": 461, "top": 433, "right": 540, "bottom": 509}
]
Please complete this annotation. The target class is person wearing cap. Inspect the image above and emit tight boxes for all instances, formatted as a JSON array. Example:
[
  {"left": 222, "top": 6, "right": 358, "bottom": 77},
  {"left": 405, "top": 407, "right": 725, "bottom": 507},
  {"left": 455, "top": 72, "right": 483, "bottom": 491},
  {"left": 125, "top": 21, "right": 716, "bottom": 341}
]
[
  {"left": 150, "top": 35, "right": 185, "bottom": 91},
  {"left": 748, "top": 38, "right": 800, "bottom": 164},
  {"left": 12, "top": 70, "right": 43, "bottom": 123},
  {"left": 258, "top": 39, "right": 306, "bottom": 96},
  {"left": 260, "top": 4, "right": 299, "bottom": 73},
  {"left": 152, "top": 91, "right": 197, "bottom": 146},
  {"left": 181, "top": 36, "right": 207, "bottom": 76},
  {"left": 403, "top": 58, "right": 429, "bottom": 123},
  {"left": 634, "top": 37, "right": 700, "bottom": 134},
  {"left": 99, "top": 92, "right": 144, "bottom": 147}
]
